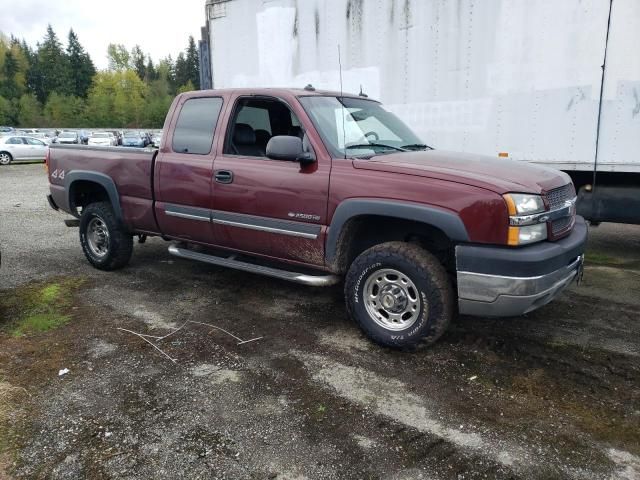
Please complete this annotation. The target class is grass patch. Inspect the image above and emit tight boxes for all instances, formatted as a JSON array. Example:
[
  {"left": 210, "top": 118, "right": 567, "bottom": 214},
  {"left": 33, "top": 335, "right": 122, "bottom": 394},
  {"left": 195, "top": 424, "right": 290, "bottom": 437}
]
[
  {"left": 0, "top": 278, "right": 84, "bottom": 337},
  {"left": 585, "top": 252, "right": 625, "bottom": 266}
]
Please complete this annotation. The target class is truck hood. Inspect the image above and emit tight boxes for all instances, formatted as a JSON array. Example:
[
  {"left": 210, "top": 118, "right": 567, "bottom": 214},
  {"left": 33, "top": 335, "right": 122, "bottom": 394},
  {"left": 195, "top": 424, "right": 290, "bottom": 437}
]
[{"left": 352, "top": 150, "right": 571, "bottom": 194}]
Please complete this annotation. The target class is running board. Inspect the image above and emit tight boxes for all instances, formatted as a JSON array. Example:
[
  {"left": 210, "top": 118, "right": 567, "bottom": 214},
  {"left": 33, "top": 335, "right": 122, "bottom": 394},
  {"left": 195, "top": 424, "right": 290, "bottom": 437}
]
[{"left": 168, "top": 245, "right": 340, "bottom": 287}]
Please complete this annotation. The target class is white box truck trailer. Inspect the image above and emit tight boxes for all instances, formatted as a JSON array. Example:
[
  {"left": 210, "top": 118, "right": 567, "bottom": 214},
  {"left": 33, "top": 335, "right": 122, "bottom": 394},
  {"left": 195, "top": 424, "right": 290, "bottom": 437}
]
[{"left": 202, "top": 0, "right": 640, "bottom": 224}]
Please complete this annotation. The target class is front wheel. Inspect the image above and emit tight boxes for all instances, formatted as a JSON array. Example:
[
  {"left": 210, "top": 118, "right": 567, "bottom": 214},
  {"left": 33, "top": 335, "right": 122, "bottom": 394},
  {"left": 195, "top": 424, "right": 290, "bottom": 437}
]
[
  {"left": 345, "top": 242, "right": 453, "bottom": 349},
  {"left": 0, "top": 152, "right": 13, "bottom": 165},
  {"left": 79, "top": 202, "right": 133, "bottom": 271}
]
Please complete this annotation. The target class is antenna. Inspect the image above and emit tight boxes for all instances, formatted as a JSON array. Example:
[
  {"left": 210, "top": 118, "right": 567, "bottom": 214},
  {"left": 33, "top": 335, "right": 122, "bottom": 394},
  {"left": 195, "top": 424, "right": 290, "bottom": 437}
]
[{"left": 338, "top": 44, "right": 347, "bottom": 159}]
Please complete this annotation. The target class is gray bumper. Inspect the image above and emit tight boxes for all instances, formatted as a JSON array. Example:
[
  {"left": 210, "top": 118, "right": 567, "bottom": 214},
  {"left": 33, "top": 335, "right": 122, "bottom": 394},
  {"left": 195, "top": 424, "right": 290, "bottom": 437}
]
[
  {"left": 457, "top": 255, "right": 583, "bottom": 317},
  {"left": 456, "top": 216, "right": 587, "bottom": 317}
]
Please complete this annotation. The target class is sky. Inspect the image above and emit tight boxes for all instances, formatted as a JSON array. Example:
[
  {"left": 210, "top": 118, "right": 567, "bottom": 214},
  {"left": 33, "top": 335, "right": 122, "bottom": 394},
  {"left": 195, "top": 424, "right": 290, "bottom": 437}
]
[{"left": 0, "top": 0, "right": 206, "bottom": 69}]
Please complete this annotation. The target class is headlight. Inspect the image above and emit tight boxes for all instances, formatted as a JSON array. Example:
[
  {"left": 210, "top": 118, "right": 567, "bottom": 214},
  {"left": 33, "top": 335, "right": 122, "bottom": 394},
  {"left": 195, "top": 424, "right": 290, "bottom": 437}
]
[
  {"left": 503, "top": 193, "right": 548, "bottom": 246},
  {"left": 508, "top": 224, "right": 547, "bottom": 246},
  {"left": 503, "top": 193, "right": 545, "bottom": 215}
]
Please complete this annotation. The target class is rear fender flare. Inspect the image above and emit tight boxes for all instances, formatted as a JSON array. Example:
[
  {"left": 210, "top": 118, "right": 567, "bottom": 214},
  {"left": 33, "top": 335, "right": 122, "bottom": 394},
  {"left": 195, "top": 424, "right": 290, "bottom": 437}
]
[
  {"left": 325, "top": 198, "right": 469, "bottom": 267},
  {"left": 64, "top": 171, "right": 123, "bottom": 221}
]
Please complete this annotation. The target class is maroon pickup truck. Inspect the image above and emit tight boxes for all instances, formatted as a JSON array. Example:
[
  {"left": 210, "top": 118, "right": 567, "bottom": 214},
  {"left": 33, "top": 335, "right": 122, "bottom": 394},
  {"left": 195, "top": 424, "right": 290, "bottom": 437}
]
[{"left": 47, "top": 88, "right": 587, "bottom": 348}]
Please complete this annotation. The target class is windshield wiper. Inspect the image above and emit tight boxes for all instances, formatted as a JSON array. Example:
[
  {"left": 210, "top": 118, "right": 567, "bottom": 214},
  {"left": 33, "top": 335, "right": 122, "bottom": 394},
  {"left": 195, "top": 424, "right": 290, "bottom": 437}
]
[
  {"left": 345, "top": 143, "right": 408, "bottom": 152},
  {"left": 400, "top": 143, "right": 433, "bottom": 150}
]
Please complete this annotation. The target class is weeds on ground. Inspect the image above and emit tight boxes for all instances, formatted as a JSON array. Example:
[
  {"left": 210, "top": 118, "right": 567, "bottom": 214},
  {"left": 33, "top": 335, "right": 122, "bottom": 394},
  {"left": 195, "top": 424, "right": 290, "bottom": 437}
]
[{"left": 0, "top": 278, "right": 85, "bottom": 337}]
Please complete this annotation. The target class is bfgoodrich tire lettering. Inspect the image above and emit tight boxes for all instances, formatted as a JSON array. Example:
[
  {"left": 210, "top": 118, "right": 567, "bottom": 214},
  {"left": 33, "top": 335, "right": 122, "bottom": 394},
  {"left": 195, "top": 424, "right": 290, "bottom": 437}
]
[
  {"left": 345, "top": 242, "right": 453, "bottom": 348},
  {"left": 79, "top": 201, "right": 133, "bottom": 271}
]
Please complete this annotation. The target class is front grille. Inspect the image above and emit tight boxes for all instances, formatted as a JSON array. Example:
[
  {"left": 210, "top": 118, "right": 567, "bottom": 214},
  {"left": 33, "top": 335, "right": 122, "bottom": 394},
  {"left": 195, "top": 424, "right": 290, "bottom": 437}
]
[
  {"left": 551, "top": 216, "right": 573, "bottom": 235},
  {"left": 545, "top": 183, "right": 575, "bottom": 210},
  {"left": 544, "top": 183, "right": 576, "bottom": 240}
]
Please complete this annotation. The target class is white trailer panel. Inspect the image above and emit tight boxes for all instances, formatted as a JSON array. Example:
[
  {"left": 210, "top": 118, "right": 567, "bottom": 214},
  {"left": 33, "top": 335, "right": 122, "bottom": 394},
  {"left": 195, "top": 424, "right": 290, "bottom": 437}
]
[{"left": 206, "top": 0, "right": 640, "bottom": 173}]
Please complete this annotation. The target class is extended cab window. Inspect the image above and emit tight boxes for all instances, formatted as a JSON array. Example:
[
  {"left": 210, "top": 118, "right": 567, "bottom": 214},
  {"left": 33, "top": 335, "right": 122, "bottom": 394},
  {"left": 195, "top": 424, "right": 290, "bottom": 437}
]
[
  {"left": 172, "top": 97, "right": 223, "bottom": 155},
  {"left": 224, "top": 97, "right": 305, "bottom": 158}
]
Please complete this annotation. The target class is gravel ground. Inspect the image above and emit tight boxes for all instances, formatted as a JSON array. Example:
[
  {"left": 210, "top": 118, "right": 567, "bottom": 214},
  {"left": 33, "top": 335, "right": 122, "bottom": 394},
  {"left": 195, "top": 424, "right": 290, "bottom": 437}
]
[{"left": 0, "top": 163, "right": 639, "bottom": 479}]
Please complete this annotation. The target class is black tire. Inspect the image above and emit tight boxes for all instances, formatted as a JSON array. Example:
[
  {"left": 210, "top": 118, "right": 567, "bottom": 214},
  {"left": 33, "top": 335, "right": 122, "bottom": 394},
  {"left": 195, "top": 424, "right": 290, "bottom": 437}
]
[
  {"left": 0, "top": 151, "right": 13, "bottom": 165},
  {"left": 79, "top": 201, "right": 133, "bottom": 271},
  {"left": 345, "top": 241, "right": 453, "bottom": 349}
]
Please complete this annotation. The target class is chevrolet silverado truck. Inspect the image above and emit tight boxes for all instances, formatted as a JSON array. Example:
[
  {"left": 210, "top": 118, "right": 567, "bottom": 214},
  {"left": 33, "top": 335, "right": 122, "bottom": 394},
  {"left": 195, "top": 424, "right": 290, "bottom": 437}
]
[{"left": 46, "top": 88, "right": 587, "bottom": 348}]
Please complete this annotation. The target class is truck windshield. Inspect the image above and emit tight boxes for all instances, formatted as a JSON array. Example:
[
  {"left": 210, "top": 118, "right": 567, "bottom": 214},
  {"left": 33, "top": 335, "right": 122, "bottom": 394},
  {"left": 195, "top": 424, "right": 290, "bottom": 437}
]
[{"left": 299, "top": 96, "right": 428, "bottom": 158}]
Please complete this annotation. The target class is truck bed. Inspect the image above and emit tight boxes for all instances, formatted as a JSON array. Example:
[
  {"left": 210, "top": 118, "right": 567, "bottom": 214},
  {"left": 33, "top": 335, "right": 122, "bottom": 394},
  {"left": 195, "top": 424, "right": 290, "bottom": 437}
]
[{"left": 48, "top": 144, "right": 158, "bottom": 233}]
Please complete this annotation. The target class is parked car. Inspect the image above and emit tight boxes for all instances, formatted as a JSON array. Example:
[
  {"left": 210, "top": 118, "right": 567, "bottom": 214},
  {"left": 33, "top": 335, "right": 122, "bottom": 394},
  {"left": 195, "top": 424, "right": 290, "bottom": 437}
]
[
  {"left": 121, "top": 131, "right": 146, "bottom": 148},
  {"left": 151, "top": 132, "right": 162, "bottom": 148},
  {"left": 0, "top": 135, "right": 48, "bottom": 164},
  {"left": 88, "top": 132, "right": 117, "bottom": 147},
  {"left": 107, "top": 131, "right": 122, "bottom": 145},
  {"left": 55, "top": 131, "right": 81, "bottom": 144},
  {"left": 46, "top": 88, "right": 587, "bottom": 349},
  {"left": 0, "top": 126, "right": 15, "bottom": 134}
]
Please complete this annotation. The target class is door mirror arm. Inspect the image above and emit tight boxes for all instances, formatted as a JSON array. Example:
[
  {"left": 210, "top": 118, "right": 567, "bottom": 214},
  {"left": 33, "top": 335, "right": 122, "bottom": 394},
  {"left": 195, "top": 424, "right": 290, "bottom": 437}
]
[{"left": 297, "top": 151, "right": 316, "bottom": 165}]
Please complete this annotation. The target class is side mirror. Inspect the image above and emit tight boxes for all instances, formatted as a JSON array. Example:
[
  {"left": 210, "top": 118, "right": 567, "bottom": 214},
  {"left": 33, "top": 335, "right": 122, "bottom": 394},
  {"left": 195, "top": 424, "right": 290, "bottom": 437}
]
[{"left": 266, "top": 135, "right": 316, "bottom": 165}]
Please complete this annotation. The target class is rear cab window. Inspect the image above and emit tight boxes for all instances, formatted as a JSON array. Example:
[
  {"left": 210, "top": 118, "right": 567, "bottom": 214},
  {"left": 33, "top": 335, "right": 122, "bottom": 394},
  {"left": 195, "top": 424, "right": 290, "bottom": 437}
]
[{"left": 172, "top": 97, "right": 223, "bottom": 155}]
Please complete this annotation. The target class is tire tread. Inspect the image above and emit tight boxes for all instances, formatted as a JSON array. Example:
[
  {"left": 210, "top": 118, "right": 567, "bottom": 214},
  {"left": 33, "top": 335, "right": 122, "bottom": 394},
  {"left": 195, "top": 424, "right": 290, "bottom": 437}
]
[
  {"left": 345, "top": 241, "right": 453, "bottom": 349},
  {"left": 79, "top": 201, "right": 133, "bottom": 271}
]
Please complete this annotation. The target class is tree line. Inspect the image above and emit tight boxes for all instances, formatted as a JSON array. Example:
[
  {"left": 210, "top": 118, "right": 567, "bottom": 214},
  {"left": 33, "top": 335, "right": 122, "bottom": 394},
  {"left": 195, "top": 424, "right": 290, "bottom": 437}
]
[{"left": 0, "top": 26, "right": 200, "bottom": 129}]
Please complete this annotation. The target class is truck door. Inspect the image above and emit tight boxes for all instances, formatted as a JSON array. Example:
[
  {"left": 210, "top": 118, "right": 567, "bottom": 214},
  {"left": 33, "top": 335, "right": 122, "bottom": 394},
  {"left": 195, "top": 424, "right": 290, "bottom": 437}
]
[
  {"left": 154, "top": 95, "right": 224, "bottom": 245},
  {"left": 211, "top": 94, "right": 330, "bottom": 267}
]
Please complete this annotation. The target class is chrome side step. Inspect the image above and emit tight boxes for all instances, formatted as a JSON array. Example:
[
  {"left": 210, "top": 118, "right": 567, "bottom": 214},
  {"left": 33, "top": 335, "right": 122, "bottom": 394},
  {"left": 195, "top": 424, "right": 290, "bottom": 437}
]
[{"left": 168, "top": 245, "right": 340, "bottom": 287}]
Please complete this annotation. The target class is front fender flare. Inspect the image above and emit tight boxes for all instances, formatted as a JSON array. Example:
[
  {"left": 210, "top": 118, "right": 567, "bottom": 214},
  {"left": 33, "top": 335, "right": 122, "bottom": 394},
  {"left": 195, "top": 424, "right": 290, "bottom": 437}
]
[
  {"left": 325, "top": 198, "right": 469, "bottom": 266},
  {"left": 64, "top": 170, "right": 123, "bottom": 221}
]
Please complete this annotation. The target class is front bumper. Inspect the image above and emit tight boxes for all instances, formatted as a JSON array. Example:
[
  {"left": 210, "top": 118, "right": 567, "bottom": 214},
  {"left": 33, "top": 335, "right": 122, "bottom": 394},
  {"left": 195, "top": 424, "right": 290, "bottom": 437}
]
[{"left": 456, "top": 216, "right": 587, "bottom": 317}]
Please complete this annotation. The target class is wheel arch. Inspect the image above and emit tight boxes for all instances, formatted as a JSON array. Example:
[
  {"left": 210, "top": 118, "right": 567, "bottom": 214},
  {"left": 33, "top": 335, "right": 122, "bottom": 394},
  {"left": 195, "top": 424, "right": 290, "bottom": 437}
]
[
  {"left": 65, "top": 171, "right": 123, "bottom": 221},
  {"left": 326, "top": 199, "right": 469, "bottom": 274}
]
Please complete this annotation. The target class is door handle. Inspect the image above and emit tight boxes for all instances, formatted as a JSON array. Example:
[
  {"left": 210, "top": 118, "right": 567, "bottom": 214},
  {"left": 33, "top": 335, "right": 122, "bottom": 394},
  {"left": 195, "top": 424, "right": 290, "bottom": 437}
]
[{"left": 214, "top": 170, "right": 234, "bottom": 184}]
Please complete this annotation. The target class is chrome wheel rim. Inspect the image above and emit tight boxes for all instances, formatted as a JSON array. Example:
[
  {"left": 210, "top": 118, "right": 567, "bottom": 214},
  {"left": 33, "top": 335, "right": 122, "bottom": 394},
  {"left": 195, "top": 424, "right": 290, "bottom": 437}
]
[
  {"left": 363, "top": 268, "right": 422, "bottom": 331},
  {"left": 0, "top": 153, "right": 10, "bottom": 165},
  {"left": 87, "top": 217, "right": 110, "bottom": 258}
]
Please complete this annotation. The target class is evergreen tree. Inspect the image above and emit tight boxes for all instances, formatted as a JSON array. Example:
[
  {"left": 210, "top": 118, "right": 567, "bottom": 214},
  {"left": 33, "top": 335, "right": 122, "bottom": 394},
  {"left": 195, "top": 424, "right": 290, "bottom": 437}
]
[
  {"left": 174, "top": 52, "right": 188, "bottom": 91},
  {"left": 20, "top": 40, "right": 39, "bottom": 95},
  {"left": 67, "top": 29, "right": 96, "bottom": 98},
  {"left": 131, "top": 45, "right": 146, "bottom": 80},
  {"left": 0, "top": 50, "right": 19, "bottom": 98},
  {"left": 185, "top": 36, "right": 200, "bottom": 89},
  {"left": 37, "top": 25, "right": 73, "bottom": 101},
  {"left": 144, "top": 57, "right": 157, "bottom": 83}
]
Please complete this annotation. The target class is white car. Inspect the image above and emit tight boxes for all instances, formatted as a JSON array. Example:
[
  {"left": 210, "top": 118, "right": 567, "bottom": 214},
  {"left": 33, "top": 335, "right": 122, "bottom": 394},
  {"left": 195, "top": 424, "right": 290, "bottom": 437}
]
[
  {"left": 88, "top": 132, "right": 117, "bottom": 147},
  {"left": 0, "top": 135, "right": 48, "bottom": 165}
]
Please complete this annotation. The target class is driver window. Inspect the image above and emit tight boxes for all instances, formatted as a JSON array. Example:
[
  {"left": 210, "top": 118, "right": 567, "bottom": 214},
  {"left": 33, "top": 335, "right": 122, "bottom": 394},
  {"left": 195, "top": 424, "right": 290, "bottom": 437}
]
[
  {"left": 25, "top": 138, "right": 45, "bottom": 146},
  {"left": 225, "top": 97, "right": 305, "bottom": 158}
]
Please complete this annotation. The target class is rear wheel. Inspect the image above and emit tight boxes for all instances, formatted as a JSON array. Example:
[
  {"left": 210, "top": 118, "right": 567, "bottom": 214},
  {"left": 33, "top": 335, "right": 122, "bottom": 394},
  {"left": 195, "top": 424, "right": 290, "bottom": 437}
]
[
  {"left": 0, "top": 152, "right": 13, "bottom": 165},
  {"left": 79, "top": 202, "right": 133, "bottom": 270},
  {"left": 345, "top": 241, "right": 453, "bottom": 349}
]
